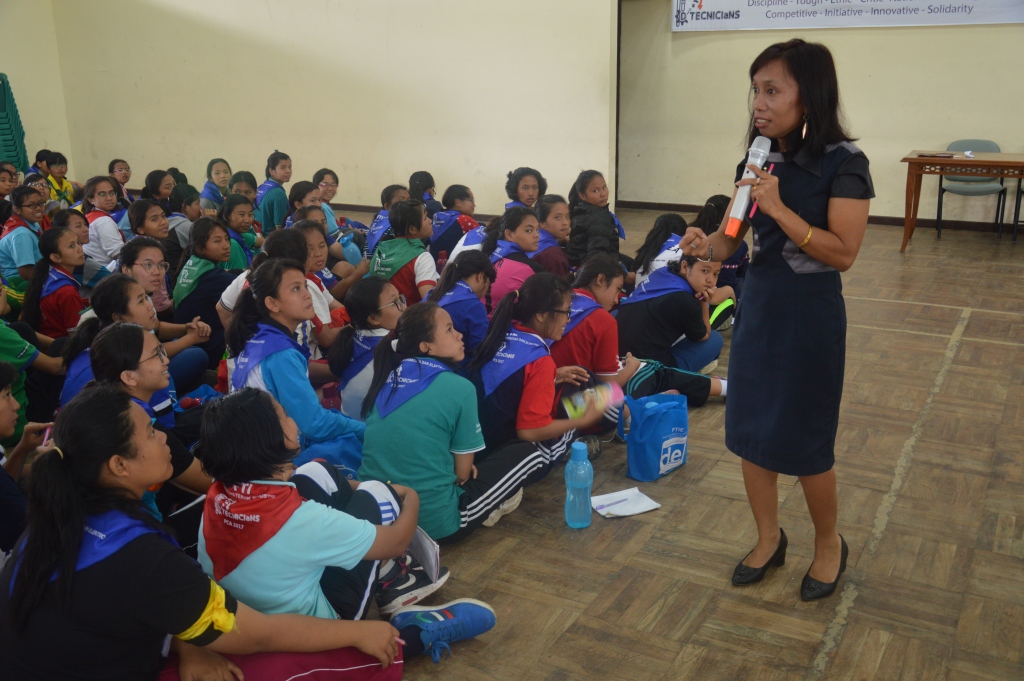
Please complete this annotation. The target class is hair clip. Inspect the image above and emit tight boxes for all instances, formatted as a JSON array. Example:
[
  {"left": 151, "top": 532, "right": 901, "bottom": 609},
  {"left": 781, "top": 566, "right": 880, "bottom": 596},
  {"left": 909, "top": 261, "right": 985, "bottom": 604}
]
[{"left": 53, "top": 446, "right": 64, "bottom": 460}]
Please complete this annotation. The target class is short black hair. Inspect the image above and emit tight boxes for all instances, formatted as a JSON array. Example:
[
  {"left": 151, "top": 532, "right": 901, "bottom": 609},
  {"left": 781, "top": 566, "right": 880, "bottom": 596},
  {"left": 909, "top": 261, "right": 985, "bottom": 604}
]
[
  {"left": 0, "top": 361, "right": 18, "bottom": 393},
  {"left": 200, "top": 388, "right": 299, "bottom": 486},
  {"left": 388, "top": 199, "right": 425, "bottom": 237},
  {"left": 45, "top": 152, "right": 67, "bottom": 167}
]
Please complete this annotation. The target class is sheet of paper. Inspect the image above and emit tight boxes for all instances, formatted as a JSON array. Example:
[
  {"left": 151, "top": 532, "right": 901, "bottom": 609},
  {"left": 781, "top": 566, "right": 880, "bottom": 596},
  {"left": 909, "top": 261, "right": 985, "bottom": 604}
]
[
  {"left": 590, "top": 487, "right": 660, "bottom": 518},
  {"left": 407, "top": 526, "right": 440, "bottom": 582}
]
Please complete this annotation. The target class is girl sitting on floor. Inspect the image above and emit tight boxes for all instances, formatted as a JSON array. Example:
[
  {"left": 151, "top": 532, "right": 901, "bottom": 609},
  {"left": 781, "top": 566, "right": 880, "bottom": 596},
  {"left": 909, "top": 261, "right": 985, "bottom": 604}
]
[
  {"left": 292, "top": 203, "right": 368, "bottom": 301},
  {"left": 359, "top": 302, "right": 548, "bottom": 543},
  {"left": 290, "top": 219, "right": 346, "bottom": 356},
  {"left": 369, "top": 199, "right": 436, "bottom": 305},
  {"left": 409, "top": 171, "right": 444, "bottom": 219},
  {"left": 256, "top": 151, "right": 292, "bottom": 233},
  {"left": 428, "top": 184, "right": 480, "bottom": 261},
  {"left": 0, "top": 187, "right": 45, "bottom": 308},
  {"left": 165, "top": 185, "right": 203, "bottom": 268},
  {"left": 228, "top": 170, "right": 261, "bottom": 227},
  {"left": 313, "top": 168, "right": 344, "bottom": 238},
  {"left": 199, "top": 158, "right": 232, "bottom": 214},
  {"left": 283, "top": 181, "right": 320, "bottom": 229},
  {"left": 108, "top": 159, "right": 134, "bottom": 223},
  {"left": 504, "top": 167, "right": 546, "bottom": 209},
  {"left": 218, "top": 194, "right": 264, "bottom": 270},
  {"left": 52, "top": 208, "right": 110, "bottom": 290},
  {"left": 565, "top": 170, "right": 632, "bottom": 278},
  {"left": 633, "top": 213, "right": 689, "bottom": 287},
  {"left": 81, "top": 176, "right": 124, "bottom": 266},
  {"left": 366, "top": 184, "right": 410, "bottom": 256},
  {"left": 468, "top": 273, "right": 605, "bottom": 472},
  {"left": 617, "top": 254, "right": 724, "bottom": 375},
  {"left": 481, "top": 207, "right": 544, "bottom": 314},
  {"left": 172, "top": 218, "right": 235, "bottom": 368},
  {"left": 530, "top": 194, "right": 572, "bottom": 278},
  {"left": 139, "top": 169, "right": 175, "bottom": 217},
  {"left": 427, "top": 249, "right": 494, "bottom": 360},
  {"left": 22, "top": 227, "right": 88, "bottom": 339},
  {"left": 227, "top": 259, "right": 365, "bottom": 471},
  {"left": 0, "top": 384, "right": 418, "bottom": 679},
  {"left": 328, "top": 278, "right": 404, "bottom": 420}
]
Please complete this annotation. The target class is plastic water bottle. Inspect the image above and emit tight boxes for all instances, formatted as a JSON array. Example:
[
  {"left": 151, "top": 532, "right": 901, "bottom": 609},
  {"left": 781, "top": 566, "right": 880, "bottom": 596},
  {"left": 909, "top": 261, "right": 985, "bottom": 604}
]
[{"left": 564, "top": 441, "right": 593, "bottom": 528}]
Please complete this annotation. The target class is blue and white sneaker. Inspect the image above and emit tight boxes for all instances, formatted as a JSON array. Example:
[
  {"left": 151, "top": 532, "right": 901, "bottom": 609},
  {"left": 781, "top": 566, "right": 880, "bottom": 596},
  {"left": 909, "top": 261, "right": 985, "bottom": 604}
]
[{"left": 389, "top": 599, "right": 497, "bottom": 662}]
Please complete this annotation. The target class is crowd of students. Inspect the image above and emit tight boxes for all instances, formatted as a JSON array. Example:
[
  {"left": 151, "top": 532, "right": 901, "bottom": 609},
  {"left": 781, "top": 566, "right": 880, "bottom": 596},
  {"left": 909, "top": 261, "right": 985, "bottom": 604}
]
[{"left": 0, "top": 150, "right": 747, "bottom": 680}]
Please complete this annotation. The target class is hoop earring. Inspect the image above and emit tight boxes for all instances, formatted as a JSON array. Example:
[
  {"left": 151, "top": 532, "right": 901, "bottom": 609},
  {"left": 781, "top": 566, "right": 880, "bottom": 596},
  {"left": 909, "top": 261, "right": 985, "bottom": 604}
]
[{"left": 801, "top": 116, "right": 808, "bottom": 140}]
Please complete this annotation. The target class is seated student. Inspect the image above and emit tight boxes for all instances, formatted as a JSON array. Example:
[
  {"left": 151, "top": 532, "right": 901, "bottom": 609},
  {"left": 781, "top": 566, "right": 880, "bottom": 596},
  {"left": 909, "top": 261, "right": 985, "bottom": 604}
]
[
  {"left": 0, "top": 384, "right": 418, "bottom": 679},
  {"left": 22, "top": 227, "right": 88, "bottom": 339},
  {"left": 0, "top": 187, "right": 46, "bottom": 303},
  {"left": 290, "top": 219, "right": 345, "bottom": 357},
  {"left": 0, "top": 320, "right": 63, "bottom": 449},
  {"left": 0, "top": 165, "right": 17, "bottom": 218},
  {"left": 45, "top": 152, "right": 74, "bottom": 209},
  {"left": 426, "top": 250, "right": 494, "bottom": 359},
  {"left": 327, "top": 278, "right": 403, "bottom": 420},
  {"left": 218, "top": 194, "right": 264, "bottom": 270},
  {"left": 369, "top": 199, "right": 437, "bottom": 305},
  {"left": 283, "top": 181, "right": 320, "bottom": 229},
  {"left": 504, "top": 167, "right": 546, "bottom": 209},
  {"left": 409, "top": 171, "right": 444, "bottom": 219},
  {"left": 481, "top": 207, "right": 545, "bottom": 313},
  {"left": 366, "top": 184, "right": 410, "bottom": 255},
  {"left": 293, "top": 204, "right": 369, "bottom": 302},
  {"left": 119, "top": 239, "right": 211, "bottom": 394},
  {"left": 531, "top": 194, "right": 572, "bottom": 278},
  {"left": 81, "top": 175, "right": 126, "bottom": 266},
  {"left": 199, "top": 158, "right": 231, "bottom": 214},
  {"left": 256, "top": 150, "right": 292, "bottom": 233},
  {"left": 228, "top": 170, "right": 263, "bottom": 230},
  {"left": 0, "top": 361, "right": 50, "bottom": 556},
  {"left": 164, "top": 185, "right": 203, "bottom": 269},
  {"left": 468, "top": 273, "right": 605, "bottom": 471},
  {"left": 52, "top": 208, "right": 110, "bottom": 290},
  {"left": 313, "top": 167, "right": 346, "bottom": 238},
  {"left": 429, "top": 184, "right": 480, "bottom": 261},
  {"left": 108, "top": 158, "right": 134, "bottom": 223},
  {"left": 198, "top": 388, "right": 491, "bottom": 659},
  {"left": 566, "top": 170, "right": 632, "bottom": 278},
  {"left": 634, "top": 213, "right": 689, "bottom": 287},
  {"left": 27, "top": 149, "right": 50, "bottom": 178},
  {"left": 551, "top": 254, "right": 723, "bottom": 412},
  {"left": 617, "top": 254, "right": 724, "bottom": 374},
  {"left": 359, "top": 302, "right": 545, "bottom": 545},
  {"left": 227, "top": 259, "right": 365, "bottom": 469},
  {"left": 139, "top": 169, "right": 175, "bottom": 217},
  {"left": 127, "top": 198, "right": 176, "bottom": 315},
  {"left": 172, "top": 218, "right": 235, "bottom": 368}
]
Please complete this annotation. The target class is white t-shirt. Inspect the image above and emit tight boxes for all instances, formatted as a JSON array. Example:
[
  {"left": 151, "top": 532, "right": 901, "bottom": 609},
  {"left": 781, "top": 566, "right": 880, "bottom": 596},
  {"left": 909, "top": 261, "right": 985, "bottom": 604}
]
[
  {"left": 340, "top": 328, "right": 389, "bottom": 420},
  {"left": 635, "top": 245, "right": 682, "bottom": 287},
  {"left": 447, "top": 232, "right": 483, "bottom": 264},
  {"left": 220, "top": 271, "right": 331, "bottom": 358},
  {"left": 83, "top": 215, "right": 124, "bottom": 265}
]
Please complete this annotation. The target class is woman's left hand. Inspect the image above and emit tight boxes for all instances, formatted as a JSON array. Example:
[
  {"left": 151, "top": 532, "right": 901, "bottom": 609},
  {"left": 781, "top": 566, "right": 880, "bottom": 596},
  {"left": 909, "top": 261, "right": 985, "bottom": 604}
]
[
  {"left": 741, "top": 164, "right": 785, "bottom": 219},
  {"left": 556, "top": 366, "right": 590, "bottom": 386}
]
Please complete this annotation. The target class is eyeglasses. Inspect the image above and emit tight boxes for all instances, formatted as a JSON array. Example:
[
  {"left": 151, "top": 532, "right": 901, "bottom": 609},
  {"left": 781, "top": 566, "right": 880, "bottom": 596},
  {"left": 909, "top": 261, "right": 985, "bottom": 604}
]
[
  {"left": 550, "top": 308, "right": 572, "bottom": 320},
  {"left": 136, "top": 260, "right": 170, "bottom": 273},
  {"left": 95, "top": 190, "right": 118, "bottom": 199},
  {"left": 141, "top": 344, "right": 168, "bottom": 364},
  {"left": 20, "top": 201, "right": 46, "bottom": 210},
  {"left": 50, "top": 164, "right": 67, "bottom": 170},
  {"left": 318, "top": 182, "right": 339, "bottom": 189},
  {"left": 113, "top": 168, "right": 131, "bottom": 173},
  {"left": 376, "top": 294, "right": 407, "bottom": 312},
  {"left": 28, "top": 182, "right": 47, "bottom": 189}
]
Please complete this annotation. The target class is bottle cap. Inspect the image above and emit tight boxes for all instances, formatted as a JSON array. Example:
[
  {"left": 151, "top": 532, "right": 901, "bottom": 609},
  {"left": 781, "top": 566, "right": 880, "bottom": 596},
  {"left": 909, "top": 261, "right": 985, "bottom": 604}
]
[{"left": 570, "top": 441, "right": 589, "bottom": 461}]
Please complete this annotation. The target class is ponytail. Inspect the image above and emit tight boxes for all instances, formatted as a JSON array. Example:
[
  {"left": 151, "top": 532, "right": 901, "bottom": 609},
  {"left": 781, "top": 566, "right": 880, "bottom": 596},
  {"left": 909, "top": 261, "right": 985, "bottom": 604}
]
[
  {"left": 326, "top": 277, "right": 389, "bottom": 377},
  {"left": 692, "top": 194, "right": 731, "bottom": 233},
  {"left": 22, "top": 227, "right": 70, "bottom": 331},
  {"left": 574, "top": 253, "right": 624, "bottom": 290},
  {"left": 62, "top": 274, "right": 141, "bottom": 368},
  {"left": 633, "top": 213, "right": 688, "bottom": 276},
  {"left": 265, "top": 150, "right": 290, "bottom": 179},
  {"left": 567, "top": 170, "right": 603, "bottom": 213},
  {"left": 225, "top": 258, "right": 305, "bottom": 357},
  {"left": 361, "top": 302, "right": 442, "bottom": 418},
  {"left": 427, "top": 249, "right": 495, "bottom": 303}
]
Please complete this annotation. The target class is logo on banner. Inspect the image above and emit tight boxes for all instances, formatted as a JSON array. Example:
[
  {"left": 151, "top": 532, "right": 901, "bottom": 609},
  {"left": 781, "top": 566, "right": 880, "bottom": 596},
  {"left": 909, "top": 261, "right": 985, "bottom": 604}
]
[{"left": 676, "top": 0, "right": 741, "bottom": 27}]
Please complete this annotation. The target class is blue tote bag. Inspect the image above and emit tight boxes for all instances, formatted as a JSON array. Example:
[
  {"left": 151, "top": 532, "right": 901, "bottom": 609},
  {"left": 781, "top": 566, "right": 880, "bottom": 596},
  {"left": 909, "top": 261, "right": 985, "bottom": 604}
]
[{"left": 617, "top": 394, "right": 689, "bottom": 482}]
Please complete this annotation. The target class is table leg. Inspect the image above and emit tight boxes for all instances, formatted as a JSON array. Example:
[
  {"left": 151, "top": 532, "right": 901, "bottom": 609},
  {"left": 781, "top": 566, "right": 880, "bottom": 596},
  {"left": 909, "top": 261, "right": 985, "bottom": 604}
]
[{"left": 901, "top": 167, "right": 923, "bottom": 252}]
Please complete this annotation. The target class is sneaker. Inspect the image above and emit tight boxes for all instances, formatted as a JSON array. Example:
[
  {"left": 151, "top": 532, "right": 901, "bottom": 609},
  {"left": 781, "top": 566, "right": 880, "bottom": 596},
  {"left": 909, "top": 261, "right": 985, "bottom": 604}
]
[
  {"left": 574, "top": 434, "right": 603, "bottom": 462},
  {"left": 376, "top": 557, "right": 451, "bottom": 616},
  {"left": 698, "top": 359, "right": 718, "bottom": 375},
  {"left": 390, "top": 599, "right": 497, "bottom": 663},
  {"left": 481, "top": 488, "right": 523, "bottom": 527}
]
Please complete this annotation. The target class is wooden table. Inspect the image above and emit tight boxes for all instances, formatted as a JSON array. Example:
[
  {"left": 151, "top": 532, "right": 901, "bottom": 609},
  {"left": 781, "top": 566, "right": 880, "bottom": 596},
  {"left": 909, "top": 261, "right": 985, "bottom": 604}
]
[{"left": 900, "top": 151, "right": 1024, "bottom": 252}]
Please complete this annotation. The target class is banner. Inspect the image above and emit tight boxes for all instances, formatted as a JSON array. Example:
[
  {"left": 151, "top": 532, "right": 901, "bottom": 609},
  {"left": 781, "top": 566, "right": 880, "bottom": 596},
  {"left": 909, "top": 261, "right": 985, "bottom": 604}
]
[{"left": 672, "top": 0, "right": 1024, "bottom": 31}]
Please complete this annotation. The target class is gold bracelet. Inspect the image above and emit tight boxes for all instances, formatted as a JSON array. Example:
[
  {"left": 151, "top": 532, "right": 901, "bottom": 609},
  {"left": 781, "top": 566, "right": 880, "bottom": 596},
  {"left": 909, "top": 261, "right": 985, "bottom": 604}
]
[{"left": 797, "top": 226, "right": 813, "bottom": 248}]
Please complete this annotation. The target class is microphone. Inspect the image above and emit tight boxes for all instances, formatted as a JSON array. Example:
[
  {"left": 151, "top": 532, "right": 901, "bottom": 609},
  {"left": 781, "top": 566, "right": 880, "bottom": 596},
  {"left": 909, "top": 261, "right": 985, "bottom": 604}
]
[{"left": 725, "top": 136, "right": 772, "bottom": 238}]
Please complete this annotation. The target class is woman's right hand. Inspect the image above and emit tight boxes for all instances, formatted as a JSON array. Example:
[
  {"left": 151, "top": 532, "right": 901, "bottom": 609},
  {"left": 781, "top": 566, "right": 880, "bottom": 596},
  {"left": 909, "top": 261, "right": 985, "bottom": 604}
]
[{"left": 354, "top": 621, "right": 402, "bottom": 668}]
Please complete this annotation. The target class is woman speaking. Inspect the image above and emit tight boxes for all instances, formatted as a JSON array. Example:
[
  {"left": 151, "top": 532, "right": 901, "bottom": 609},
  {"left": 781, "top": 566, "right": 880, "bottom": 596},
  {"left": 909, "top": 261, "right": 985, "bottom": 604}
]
[{"left": 683, "top": 39, "right": 873, "bottom": 600}]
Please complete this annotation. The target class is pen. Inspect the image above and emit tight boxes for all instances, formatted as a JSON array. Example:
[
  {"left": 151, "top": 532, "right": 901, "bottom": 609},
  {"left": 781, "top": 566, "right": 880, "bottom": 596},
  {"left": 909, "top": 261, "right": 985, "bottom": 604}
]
[
  {"left": 748, "top": 163, "right": 775, "bottom": 219},
  {"left": 594, "top": 498, "right": 629, "bottom": 512}
]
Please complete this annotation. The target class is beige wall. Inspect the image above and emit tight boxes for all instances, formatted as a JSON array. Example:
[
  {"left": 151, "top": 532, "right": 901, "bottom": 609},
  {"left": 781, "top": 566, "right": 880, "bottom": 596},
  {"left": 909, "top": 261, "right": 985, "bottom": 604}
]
[
  {"left": 40, "top": 0, "right": 617, "bottom": 214},
  {"left": 0, "top": 0, "right": 74, "bottom": 175},
  {"left": 618, "top": 0, "right": 1024, "bottom": 222}
]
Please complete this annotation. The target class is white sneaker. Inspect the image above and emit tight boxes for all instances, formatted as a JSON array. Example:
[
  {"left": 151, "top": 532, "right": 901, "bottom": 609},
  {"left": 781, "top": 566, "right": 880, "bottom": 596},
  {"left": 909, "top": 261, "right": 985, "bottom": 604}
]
[
  {"left": 482, "top": 488, "right": 523, "bottom": 527},
  {"left": 699, "top": 360, "right": 719, "bottom": 375}
]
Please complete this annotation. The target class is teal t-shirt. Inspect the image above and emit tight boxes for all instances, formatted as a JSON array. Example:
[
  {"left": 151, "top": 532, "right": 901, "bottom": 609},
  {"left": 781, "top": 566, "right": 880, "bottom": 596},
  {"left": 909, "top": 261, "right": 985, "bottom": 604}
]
[
  {"left": 359, "top": 372, "right": 485, "bottom": 540},
  {"left": 259, "top": 186, "right": 289, "bottom": 233}
]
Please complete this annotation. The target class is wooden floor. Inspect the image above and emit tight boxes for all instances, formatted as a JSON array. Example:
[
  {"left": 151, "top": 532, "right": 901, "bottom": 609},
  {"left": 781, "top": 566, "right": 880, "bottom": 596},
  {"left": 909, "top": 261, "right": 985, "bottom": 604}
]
[{"left": 391, "top": 208, "right": 1024, "bottom": 680}]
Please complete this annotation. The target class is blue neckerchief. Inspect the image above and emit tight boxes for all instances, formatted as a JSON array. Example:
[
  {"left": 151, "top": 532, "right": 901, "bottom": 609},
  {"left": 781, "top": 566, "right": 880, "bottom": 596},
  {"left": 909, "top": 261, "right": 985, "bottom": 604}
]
[
  {"left": 612, "top": 212, "right": 626, "bottom": 240},
  {"left": 10, "top": 509, "right": 174, "bottom": 595},
  {"left": 255, "top": 179, "right": 282, "bottom": 209},
  {"left": 200, "top": 181, "right": 224, "bottom": 205},
  {"left": 131, "top": 394, "right": 175, "bottom": 430},
  {"left": 41, "top": 266, "right": 79, "bottom": 298},
  {"left": 227, "top": 227, "right": 253, "bottom": 266},
  {"left": 110, "top": 207, "right": 127, "bottom": 224},
  {"left": 422, "top": 191, "right": 433, "bottom": 202},
  {"left": 562, "top": 291, "right": 602, "bottom": 337},
  {"left": 317, "top": 267, "right": 338, "bottom": 290},
  {"left": 375, "top": 357, "right": 451, "bottom": 419},
  {"left": 490, "top": 239, "right": 529, "bottom": 264},
  {"left": 661, "top": 233, "right": 681, "bottom": 254},
  {"left": 528, "top": 229, "right": 560, "bottom": 259},
  {"left": 620, "top": 267, "right": 693, "bottom": 306},
  {"left": 232, "top": 323, "right": 310, "bottom": 391},
  {"left": 505, "top": 200, "right": 527, "bottom": 209},
  {"left": 339, "top": 331, "right": 384, "bottom": 389},
  {"left": 366, "top": 210, "right": 391, "bottom": 254},
  {"left": 431, "top": 210, "right": 461, "bottom": 241},
  {"left": 462, "top": 225, "right": 487, "bottom": 247},
  {"left": 438, "top": 280, "right": 480, "bottom": 308},
  {"left": 284, "top": 214, "right": 294, "bottom": 228},
  {"left": 480, "top": 326, "right": 550, "bottom": 396}
]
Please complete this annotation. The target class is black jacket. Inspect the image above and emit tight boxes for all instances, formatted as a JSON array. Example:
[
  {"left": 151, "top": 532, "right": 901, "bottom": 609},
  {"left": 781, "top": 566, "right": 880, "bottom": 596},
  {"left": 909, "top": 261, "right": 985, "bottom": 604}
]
[{"left": 566, "top": 202, "right": 620, "bottom": 266}]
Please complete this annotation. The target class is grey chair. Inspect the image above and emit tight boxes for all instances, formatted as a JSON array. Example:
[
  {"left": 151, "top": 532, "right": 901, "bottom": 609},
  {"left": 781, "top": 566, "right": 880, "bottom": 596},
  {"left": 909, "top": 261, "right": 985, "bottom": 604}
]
[
  {"left": 1012, "top": 177, "right": 1023, "bottom": 243},
  {"left": 936, "top": 139, "right": 1006, "bottom": 239}
]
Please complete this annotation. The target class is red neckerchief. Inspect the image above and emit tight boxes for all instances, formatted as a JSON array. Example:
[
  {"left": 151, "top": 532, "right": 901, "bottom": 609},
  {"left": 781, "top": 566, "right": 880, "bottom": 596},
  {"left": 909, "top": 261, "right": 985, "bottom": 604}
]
[
  {"left": 305, "top": 272, "right": 325, "bottom": 292},
  {"left": 1, "top": 215, "right": 29, "bottom": 239},
  {"left": 86, "top": 210, "right": 126, "bottom": 243}
]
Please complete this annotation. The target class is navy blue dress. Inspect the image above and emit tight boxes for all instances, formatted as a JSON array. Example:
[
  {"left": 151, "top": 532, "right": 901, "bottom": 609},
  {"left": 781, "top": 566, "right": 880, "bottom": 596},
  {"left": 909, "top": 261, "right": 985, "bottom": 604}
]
[{"left": 725, "top": 142, "right": 874, "bottom": 476}]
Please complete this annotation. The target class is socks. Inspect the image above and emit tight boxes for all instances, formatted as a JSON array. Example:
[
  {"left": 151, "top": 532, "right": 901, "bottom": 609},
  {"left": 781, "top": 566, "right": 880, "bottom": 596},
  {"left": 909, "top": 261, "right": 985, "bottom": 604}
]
[
  {"left": 399, "top": 625, "right": 425, "bottom": 657},
  {"left": 719, "top": 379, "right": 728, "bottom": 397}
]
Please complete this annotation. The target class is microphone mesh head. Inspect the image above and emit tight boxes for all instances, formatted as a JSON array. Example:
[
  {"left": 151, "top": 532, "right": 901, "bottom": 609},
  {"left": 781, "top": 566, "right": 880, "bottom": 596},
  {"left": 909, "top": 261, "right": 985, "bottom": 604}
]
[{"left": 752, "top": 136, "right": 772, "bottom": 153}]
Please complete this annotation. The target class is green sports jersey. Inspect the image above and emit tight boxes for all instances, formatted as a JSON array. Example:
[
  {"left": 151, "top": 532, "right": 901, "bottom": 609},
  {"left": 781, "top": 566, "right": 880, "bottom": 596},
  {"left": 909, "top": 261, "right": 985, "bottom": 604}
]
[{"left": 0, "top": 322, "right": 40, "bottom": 446}]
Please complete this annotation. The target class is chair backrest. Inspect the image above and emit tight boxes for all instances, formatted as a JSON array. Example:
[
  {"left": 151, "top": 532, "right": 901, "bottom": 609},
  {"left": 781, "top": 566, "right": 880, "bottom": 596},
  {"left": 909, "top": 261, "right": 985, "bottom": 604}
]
[{"left": 946, "top": 139, "right": 1001, "bottom": 183}]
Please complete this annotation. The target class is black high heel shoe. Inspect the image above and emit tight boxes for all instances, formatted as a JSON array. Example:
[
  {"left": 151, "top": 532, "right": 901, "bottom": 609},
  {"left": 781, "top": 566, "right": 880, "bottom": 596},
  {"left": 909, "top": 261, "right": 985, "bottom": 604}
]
[
  {"left": 732, "top": 528, "right": 787, "bottom": 586},
  {"left": 800, "top": 535, "right": 848, "bottom": 601}
]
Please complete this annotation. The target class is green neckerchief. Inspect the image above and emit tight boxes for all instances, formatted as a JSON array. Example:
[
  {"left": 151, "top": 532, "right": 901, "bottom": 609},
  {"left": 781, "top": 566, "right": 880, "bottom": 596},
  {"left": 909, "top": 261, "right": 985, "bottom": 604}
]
[
  {"left": 370, "top": 237, "right": 426, "bottom": 280},
  {"left": 173, "top": 255, "right": 216, "bottom": 305}
]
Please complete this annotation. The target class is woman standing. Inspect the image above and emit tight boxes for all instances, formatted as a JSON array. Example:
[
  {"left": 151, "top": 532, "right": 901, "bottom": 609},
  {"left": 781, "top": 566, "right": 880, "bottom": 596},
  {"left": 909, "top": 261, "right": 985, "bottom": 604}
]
[{"left": 683, "top": 39, "right": 873, "bottom": 600}]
